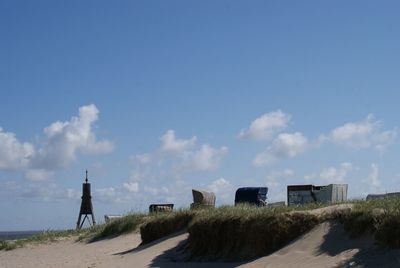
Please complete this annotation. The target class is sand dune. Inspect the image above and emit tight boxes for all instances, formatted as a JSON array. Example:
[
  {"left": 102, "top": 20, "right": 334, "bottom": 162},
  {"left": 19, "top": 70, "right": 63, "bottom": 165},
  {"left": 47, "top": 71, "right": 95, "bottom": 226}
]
[
  {"left": 241, "top": 221, "right": 400, "bottom": 268},
  {"left": 1, "top": 206, "right": 400, "bottom": 268}
]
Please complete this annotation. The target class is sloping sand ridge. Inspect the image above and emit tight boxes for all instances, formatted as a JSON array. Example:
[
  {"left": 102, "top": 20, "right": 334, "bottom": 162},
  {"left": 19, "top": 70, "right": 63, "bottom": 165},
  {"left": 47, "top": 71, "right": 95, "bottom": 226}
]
[{"left": 1, "top": 205, "right": 400, "bottom": 268}]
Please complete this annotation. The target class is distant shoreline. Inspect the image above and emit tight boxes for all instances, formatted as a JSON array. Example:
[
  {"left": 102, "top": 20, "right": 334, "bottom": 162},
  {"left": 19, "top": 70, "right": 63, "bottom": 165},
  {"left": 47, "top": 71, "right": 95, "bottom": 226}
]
[{"left": 0, "top": 231, "right": 45, "bottom": 241}]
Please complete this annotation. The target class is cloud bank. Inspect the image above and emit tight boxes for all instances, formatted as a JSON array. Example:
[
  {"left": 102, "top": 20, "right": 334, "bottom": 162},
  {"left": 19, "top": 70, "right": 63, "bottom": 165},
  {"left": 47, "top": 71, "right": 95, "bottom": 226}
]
[{"left": 0, "top": 104, "right": 113, "bottom": 179}]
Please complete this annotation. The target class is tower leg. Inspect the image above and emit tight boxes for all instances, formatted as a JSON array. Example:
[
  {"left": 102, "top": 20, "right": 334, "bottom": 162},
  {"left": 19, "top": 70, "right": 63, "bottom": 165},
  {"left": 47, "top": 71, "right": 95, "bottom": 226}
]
[
  {"left": 80, "top": 215, "right": 89, "bottom": 229},
  {"left": 76, "top": 214, "right": 82, "bottom": 230},
  {"left": 91, "top": 214, "right": 96, "bottom": 226}
]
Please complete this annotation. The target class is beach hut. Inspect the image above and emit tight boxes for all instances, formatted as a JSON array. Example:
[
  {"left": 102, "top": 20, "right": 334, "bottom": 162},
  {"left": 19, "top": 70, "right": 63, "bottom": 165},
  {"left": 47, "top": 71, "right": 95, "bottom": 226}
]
[
  {"left": 190, "top": 189, "right": 216, "bottom": 209},
  {"left": 287, "top": 184, "right": 348, "bottom": 206},
  {"left": 234, "top": 187, "right": 268, "bottom": 206},
  {"left": 366, "top": 192, "right": 400, "bottom": 201},
  {"left": 149, "top": 203, "right": 174, "bottom": 213}
]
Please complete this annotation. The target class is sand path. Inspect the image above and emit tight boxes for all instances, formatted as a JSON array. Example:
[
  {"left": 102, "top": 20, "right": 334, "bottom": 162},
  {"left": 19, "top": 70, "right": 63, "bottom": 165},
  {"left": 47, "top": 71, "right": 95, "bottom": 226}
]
[{"left": 2, "top": 205, "right": 400, "bottom": 268}]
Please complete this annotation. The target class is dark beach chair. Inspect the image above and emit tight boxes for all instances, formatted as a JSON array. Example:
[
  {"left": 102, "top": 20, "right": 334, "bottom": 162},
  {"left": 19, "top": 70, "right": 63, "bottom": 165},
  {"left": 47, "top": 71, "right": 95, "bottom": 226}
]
[{"left": 234, "top": 187, "right": 268, "bottom": 206}]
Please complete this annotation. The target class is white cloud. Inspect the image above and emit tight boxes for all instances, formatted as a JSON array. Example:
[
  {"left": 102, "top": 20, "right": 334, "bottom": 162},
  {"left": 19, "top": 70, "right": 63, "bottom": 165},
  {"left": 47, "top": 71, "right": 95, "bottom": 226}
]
[
  {"left": 266, "top": 169, "right": 294, "bottom": 187},
  {"left": 364, "top": 163, "right": 381, "bottom": 193},
  {"left": 327, "top": 115, "right": 396, "bottom": 151},
  {"left": 160, "top": 130, "right": 197, "bottom": 152},
  {"left": 34, "top": 104, "right": 113, "bottom": 169},
  {"left": 239, "top": 110, "right": 291, "bottom": 140},
  {"left": 207, "top": 178, "right": 233, "bottom": 204},
  {"left": 208, "top": 177, "right": 231, "bottom": 194},
  {"left": 123, "top": 182, "right": 139, "bottom": 193},
  {"left": 182, "top": 144, "right": 228, "bottom": 171},
  {"left": 95, "top": 187, "right": 118, "bottom": 202},
  {"left": 130, "top": 153, "right": 152, "bottom": 165},
  {"left": 319, "top": 162, "right": 353, "bottom": 183},
  {"left": 128, "top": 130, "right": 228, "bottom": 180},
  {"left": 24, "top": 169, "right": 54, "bottom": 182},
  {"left": 144, "top": 186, "right": 170, "bottom": 196},
  {"left": 304, "top": 162, "right": 354, "bottom": 185},
  {"left": 19, "top": 183, "right": 79, "bottom": 201},
  {"left": 0, "top": 104, "right": 113, "bottom": 174},
  {"left": 0, "top": 128, "right": 35, "bottom": 170},
  {"left": 253, "top": 132, "right": 308, "bottom": 166}
]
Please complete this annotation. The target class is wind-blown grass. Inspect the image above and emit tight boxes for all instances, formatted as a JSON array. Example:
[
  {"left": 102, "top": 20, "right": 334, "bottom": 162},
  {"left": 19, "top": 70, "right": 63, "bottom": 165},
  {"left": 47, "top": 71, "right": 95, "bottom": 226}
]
[
  {"left": 140, "top": 210, "right": 195, "bottom": 244},
  {"left": 0, "top": 229, "right": 83, "bottom": 251},
  {"left": 337, "top": 198, "right": 400, "bottom": 247},
  {"left": 185, "top": 205, "right": 319, "bottom": 261},
  {"left": 5, "top": 199, "right": 400, "bottom": 260},
  {"left": 138, "top": 205, "right": 322, "bottom": 260},
  {"left": 88, "top": 213, "right": 147, "bottom": 242}
]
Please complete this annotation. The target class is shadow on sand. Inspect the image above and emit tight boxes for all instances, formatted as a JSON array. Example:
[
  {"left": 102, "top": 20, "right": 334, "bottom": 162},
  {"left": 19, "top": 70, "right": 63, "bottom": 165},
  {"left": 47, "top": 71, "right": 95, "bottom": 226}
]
[
  {"left": 112, "top": 221, "right": 400, "bottom": 268},
  {"left": 112, "top": 231, "right": 187, "bottom": 256},
  {"left": 148, "top": 237, "right": 245, "bottom": 268},
  {"left": 317, "top": 221, "right": 400, "bottom": 268}
]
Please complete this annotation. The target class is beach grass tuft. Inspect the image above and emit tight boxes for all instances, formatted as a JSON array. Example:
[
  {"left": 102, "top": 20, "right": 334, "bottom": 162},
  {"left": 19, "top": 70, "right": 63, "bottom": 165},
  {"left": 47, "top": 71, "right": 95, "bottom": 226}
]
[
  {"left": 140, "top": 210, "right": 196, "bottom": 244},
  {"left": 186, "top": 204, "right": 319, "bottom": 261},
  {"left": 87, "top": 213, "right": 147, "bottom": 242},
  {"left": 0, "top": 229, "right": 82, "bottom": 251},
  {"left": 337, "top": 198, "right": 400, "bottom": 247}
]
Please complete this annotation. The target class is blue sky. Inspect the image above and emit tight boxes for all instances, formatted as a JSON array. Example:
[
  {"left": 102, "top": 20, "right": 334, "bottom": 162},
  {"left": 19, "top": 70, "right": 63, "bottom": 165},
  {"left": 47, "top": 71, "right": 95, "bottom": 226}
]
[{"left": 1, "top": 1, "right": 400, "bottom": 231}]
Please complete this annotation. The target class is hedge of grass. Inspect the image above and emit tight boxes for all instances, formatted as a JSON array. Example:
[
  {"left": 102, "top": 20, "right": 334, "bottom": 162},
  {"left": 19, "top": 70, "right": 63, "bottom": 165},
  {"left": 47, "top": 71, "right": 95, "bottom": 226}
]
[
  {"left": 88, "top": 213, "right": 146, "bottom": 242},
  {"left": 185, "top": 205, "right": 319, "bottom": 261},
  {"left": 337, "top": 198, "right": 400, "bottom": 247},
  {"left": 140, "top": 210, "right": 195, "bottom": 244}
]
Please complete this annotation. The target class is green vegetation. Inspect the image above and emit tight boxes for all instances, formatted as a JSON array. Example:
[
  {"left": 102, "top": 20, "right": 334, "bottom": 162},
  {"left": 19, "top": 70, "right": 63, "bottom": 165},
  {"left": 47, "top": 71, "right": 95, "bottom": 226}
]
[
  {"left": 4, "top": 198, "right": 400, "bottom": 262},
  {"left": 88, "top": 213, "right": 147, "bottom": 242},
  {"left": 0, "top": 229, "right": 83, "bottom": 251},
  {"left": 0, "top": 240, "right": 17, "bottom": 250},
  {"left": 139, "top": 205, "right": 322, "bottom": 260},
  {"left": 186, "top": 205, "right": 319, "bottom": 261},
  {"left": 0, "top": 213, "right": 148, "bottom": 251},
  {"left": 140, "top": 210, "right": 195, "bottom": 244},
  {"left": 337, "top": 198, "right": 400, "bottom": 247}
]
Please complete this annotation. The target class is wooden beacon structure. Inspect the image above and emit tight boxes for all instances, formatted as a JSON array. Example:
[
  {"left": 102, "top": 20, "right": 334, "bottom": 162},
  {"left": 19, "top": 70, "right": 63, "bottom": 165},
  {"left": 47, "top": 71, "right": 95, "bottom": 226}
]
[{"left": 76, "top": 170, "right": 96, "bottom": 229}]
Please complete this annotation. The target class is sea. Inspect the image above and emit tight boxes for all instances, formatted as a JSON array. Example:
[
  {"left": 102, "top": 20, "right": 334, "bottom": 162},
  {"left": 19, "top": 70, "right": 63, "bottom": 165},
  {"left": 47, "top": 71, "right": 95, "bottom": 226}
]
[{"left": 0, "top": 231, "right": 45, "bottom": 241}]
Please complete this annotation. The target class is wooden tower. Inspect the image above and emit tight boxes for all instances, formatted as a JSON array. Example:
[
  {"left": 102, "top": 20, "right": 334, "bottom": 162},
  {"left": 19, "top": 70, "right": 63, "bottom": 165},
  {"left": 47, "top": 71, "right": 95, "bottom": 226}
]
[{"left": 76, "top": 170, "right": 96, "bottom": 229}]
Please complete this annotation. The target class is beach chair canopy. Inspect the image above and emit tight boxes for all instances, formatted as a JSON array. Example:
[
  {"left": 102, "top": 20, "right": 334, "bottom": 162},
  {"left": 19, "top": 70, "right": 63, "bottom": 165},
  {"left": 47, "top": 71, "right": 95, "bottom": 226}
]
[
  {"left": 149, "top": 203, "right": 174, "bottom": 213},
  {"left": 234, "top": 187, "right": 268, "bottom": 206},
  {"left": 192, "top": 189, "right": 216, "bottom": 206}
]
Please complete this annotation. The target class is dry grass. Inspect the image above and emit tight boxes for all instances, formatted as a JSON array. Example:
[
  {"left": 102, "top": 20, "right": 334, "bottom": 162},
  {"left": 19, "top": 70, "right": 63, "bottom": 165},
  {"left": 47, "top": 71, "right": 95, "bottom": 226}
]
[
  {"left": 87, "top": 213, "right": 146, "bottom": 242},
  {"left": 5, "top": 199, "right": 400, "bottom": 260},
  {"left": 336, "top": 198, "right": 400, "bottom": 247},
  {"left": 186, "top": 205, "right": 319, "bottom": 261},
  {"left": 140, "top": 210, "right": 195, "bottom": 244},
  {"left": 0, "top": 229, "right": 83, "bottom": 251}
]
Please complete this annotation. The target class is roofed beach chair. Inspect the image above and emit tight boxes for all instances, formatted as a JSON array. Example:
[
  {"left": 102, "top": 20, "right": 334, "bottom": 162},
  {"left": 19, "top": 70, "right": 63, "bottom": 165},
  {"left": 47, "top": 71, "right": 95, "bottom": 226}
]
[
  {"left": 149, "top": 203, "right": 174, "bottom": 213},
  {"left": 234, "top": 187, "right": 268, "bottom": 207},
  {"left": 190, "top": 189, "right": 216, "bottom": 209}
]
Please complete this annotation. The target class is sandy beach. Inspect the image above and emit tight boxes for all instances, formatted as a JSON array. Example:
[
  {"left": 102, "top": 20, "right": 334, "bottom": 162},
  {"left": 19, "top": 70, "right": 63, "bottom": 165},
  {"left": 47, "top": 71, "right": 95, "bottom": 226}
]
[{"left": 2, "top": 217, "right": 400, "bottom": 268}]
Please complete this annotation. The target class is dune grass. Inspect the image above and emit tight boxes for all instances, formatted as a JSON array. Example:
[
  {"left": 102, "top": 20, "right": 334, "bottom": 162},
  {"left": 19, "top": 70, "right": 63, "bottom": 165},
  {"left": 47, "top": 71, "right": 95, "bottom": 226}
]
[
  {"left": 138, "top": 204, "right": 323, "bottom": 260},
  {"left": 87, "top": 213, "right": 147, "bottom": 242},
  {"left": 5, "top": 199, "right": 400, "bottom": 259},
  {"left": 0, "top": 229, "right": 83, "bottom": 251},
  {"left": 0, "top": 213, "right": 149, "bottom": 251},
  {"left": 336, "top": 198, "right": 400, "bottom": 247},
  {"left": 186, "top": 205, "right": 319, "bottom": 261},
  {"left": 140, "top": 210, "right": 195, "bottom": 244}
]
